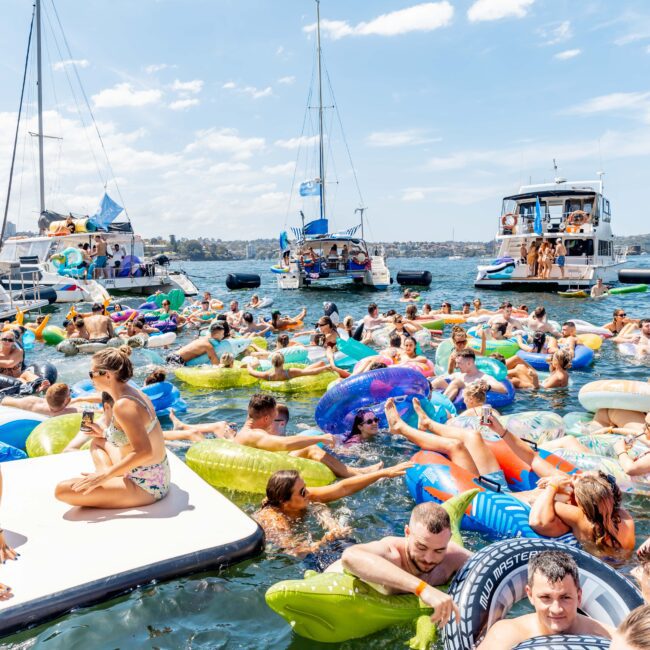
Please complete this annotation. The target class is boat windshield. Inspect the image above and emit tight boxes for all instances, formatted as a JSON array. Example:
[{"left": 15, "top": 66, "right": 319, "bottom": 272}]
[{"left": 0, "top": 238, "right": 53, "bottom": 263}]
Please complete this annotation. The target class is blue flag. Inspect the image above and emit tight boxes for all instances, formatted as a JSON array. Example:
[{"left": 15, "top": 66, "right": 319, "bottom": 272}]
[
  {"left": 299, "top": 179, "right": 321, "bottom": 197},
  {"left": 534, "top": 196, "right": 543, "bottom": 235},
  {"left": 91, "top": 192, "right": 124, "bottom": 229}
]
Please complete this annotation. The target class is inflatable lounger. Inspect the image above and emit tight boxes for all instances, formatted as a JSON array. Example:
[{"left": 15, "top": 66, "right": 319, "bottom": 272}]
[{"left": 0, "top": 451, "right": 263, "bottom": 636}]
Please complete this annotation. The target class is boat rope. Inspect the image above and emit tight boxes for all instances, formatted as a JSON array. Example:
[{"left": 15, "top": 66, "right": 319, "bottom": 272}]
[{"left": 2, "top": 6, "right": 35, "bottom": 243}]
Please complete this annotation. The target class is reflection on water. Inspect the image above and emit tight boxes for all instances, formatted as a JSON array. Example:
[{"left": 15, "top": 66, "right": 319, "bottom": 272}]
[{"left": 2, "top": 258, "right": 649, "bottom": 649}]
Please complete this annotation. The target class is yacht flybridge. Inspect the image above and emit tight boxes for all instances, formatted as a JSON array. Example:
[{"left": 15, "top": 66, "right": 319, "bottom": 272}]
[
  {"left": 275, "top": 0, "right": 390, "bottom": 291},
  {"left": 475, "top": 177, "right": 626, "bottom": 291}
]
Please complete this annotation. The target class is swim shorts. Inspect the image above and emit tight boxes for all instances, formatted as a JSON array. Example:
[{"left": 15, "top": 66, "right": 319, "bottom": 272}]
[
  {"left": 556, "top": 255, "right": 565, "bottom": 267},
  {"left": 95, "top": 255, "right": 107, "bottom": 268},
  {"left": 165, "top": 352, "right": 185, "bottom": 366},
  {"left": 480, "top": 469, "right": 510, "bottom": 493}
]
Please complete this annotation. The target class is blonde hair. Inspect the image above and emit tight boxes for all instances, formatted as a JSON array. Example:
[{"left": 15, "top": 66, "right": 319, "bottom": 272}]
[
  {"left": 220, "top": 352, "right": 234, "bottom": 368},
  {"left": 343, "top": 315, "right": 354, "bottom": 330},
  {"left": 92, "top": 345, "right": 133, "bottom": 382},
  {"left": 552, "top": 349, "right": 572, "bottom": 370},
  {"left": 270, "top": 352, "right": 285, "bottom": 368},
  {"left": 617, "top": 605, "right": 650, "bottom": 649},
  {"left": 463, "top": 379, "right": 489, "bottom": 405}
]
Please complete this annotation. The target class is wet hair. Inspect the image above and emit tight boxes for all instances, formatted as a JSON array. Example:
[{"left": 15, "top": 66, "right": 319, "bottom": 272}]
[
  {"left": 533, "top": 306, "right": 546, "bottom": 319},
  {"left": 276, "top": 403, "right": 289, "bottom": 421},
  {"left": 91, "top": 303, "right": 102, "bottom": 313},
  {"left": 248, "top": 393, "right": 277, "bottom": 419},
  {"left": 343, "top": 315, "right": 354, "bottom": 330},
  {"left": 242, "top": 312, "right": 253, "bottom": 324},
  {"left": 348, "top": 408, "right": 376, "bottom": 441},
  {"left": 132, "top": 318, "right": 145, "bottom": 330},
  {"left": 367, "top": 303, "right": 378, "bottom": 314},
  {"left": 73, "top": 316, "right": 85, "bottom": 328},
  {"left": 456, "top": 348, "right": 476, "bottom": 361},
  {"left": 562, "top": 321, "right": 576, "bottom": 330},
  {"left": 270, "top": 352, "right": 285, "bottom": 368},
  {"left": 617, "top": 604, "right": 650, "bottom": 650},
  {"left": 410, "top": 502, "right": 451, "bottom": 534},
  {"left": 389, "top": 333, "right": 402, "bottom": 347},
  {"left": 271, "top": 310, "right": 281, "bottom": 326},
  {"left": 309, "top": 333, "right": 325, "bottom": 347},
  {"left": 614, "top": 308, "right": 626, "bottom": 318},
  {"left": 261, "top": 470, "right": 300, "bottom": 509},
  {"left": 276, "top": 333, "right": 290, "bottom": 348},
  {"left": 403, "top": 337, "right": 416, "bottom": 349},
  {"left": 393, "top": 315, "right": 404, "bottom": 324},
  {"left": 491, "top": 322, "right": 508, "bottom": 336},
  {"left": 423, "top": 303, "right": 432, "bottom": 311},
  {"left": 402, "top": 288, "right": 411, "bottom": 297},
  {"left": 518, "top": 304, "right": 528, "bottom": 312},
  {"left": 318, "top": 316, "right": 333, "bottom": 328},
  {"left": 463, "top": 380, "right": 489, "bottom": 405},
  {"left": 367, "top": 361, "right": 387, "bottom": 371},
  {"left": 220, "top": 352, "right": 234, "bottom": 368},
  {"left": 385, "top": 309, "right": 396, "bottom": 317},
  {"left": 552, "top": 349, "right": 572, "bottom": 370},
  {"left": 101, "top": 391, "right": 115, "bottom": 408},
  {"left": 441, "top": 301, "right": 451, "bottom": 312},
  {"left": 405, "top": 304, "right": 417, "bottom": 319},
  {"left": 209, "top": 321, "right": 226, "bottom": 336},
  {"left": 490, "top": 353, "right": 506, "bottom": 364},
  {"left": 531, "top": 331, "right": 547, "bottom": 353},
  {"left": 143, "top": 368, "right": 166, "bottom": 385},
  {"left": 92, "top": 345, "right": 133, "bottom": 382},
  {"left": 527, "top": 551, "right": 580, "bottom": 589},
  {"left": 62, "top": 319, "right": 71, "bottom": 328},
  {"left": 639, "top": 318, "right": 650, "bottom": 326},
  {"left": 45, "top": 383, "right": 70, "bottom": 409},
  {"left": 573, "top": 470, "right": 622, "bottom": 549},
  {"left": 500, "top": 301, "right": 513, "bottom": 310}
]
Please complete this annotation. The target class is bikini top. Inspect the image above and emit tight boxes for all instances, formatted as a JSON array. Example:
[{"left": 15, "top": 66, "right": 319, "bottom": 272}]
[{"left": 105, "top": 394, "right": 158, "bottom": 448}]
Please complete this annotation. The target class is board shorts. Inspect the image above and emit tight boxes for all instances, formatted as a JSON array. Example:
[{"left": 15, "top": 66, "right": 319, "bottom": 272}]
[
  {"left": 165, "top": 352, "right": 186, "bottom": 366},
  {"left": 556, "top": 255, "right": 565, "bottom": 267},
  {"left": 95, "top": 255, "right": 108, "bottom": 268}
]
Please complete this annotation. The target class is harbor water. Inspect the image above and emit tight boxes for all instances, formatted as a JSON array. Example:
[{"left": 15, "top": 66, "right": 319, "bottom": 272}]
[{"left": 2, "top": 256, "right": 650, "bottom": 650}]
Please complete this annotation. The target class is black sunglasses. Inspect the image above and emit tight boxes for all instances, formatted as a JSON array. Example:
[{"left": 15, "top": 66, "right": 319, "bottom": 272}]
[
  {"left": 299, "top": 486, "right": 307, "bottom": 497},
  {"left": 1, "top": 338, "right": 14, "bottom": 343},
  {"left": 363, "top": 417, "right": 379, "bottom": 424},
  {"left": 88, "top": 369, "right": 108, "bottom": 379},
  {"left": 618, "top": 313, "right": 626, "bottom": 317}
]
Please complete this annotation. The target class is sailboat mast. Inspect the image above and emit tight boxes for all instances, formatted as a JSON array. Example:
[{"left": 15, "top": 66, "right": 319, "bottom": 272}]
[
  {"left": 35, "top": 0, "right": 46, "bottom": 216},
  {"left": 316, "top": 0, "right": 325, "bottom": 221}
]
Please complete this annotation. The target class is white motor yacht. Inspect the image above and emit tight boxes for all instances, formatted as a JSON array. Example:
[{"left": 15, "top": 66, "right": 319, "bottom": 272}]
[{"left": 475, "top": 177, "right": 626, "bottom": 291}]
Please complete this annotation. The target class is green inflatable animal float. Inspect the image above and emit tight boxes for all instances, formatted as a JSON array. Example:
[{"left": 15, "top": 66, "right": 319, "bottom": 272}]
[{"left": 265, "top": 489, "right": 478, "bottom": 648}]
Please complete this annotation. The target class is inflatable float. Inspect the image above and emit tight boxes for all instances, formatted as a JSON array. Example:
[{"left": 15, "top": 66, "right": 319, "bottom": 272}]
[
  {"left": 516, "top": 344, "right": 594, "bottom": 371},
  {"left": 500, "top": 410, "right": 565, "bottom": 444},
  {"left": 435, "top": 339, "right": 507, "bottom": 380},
  {"left": 175, "top": 365, "right": 259, "bottom": 390},
  {"left": 0, "top": 405, "right": 47, "bottom": 449},
  {"left": 185, "top": 438, "right": 335, "bottom": 494},
  {"left": 578, "top": 379, "right": 650, "bottom": 413},
  {"left": 56, "top": 337, "right": 123, "bottom": 357}
]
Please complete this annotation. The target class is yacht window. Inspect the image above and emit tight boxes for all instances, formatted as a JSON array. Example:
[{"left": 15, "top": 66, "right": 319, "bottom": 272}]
[
  {"left": 565, "top": 239, "right": 594, "bottom": 257},
  {"left": 598, "top": 240, "right": 613, "bottom": 256},
  {"left": 602, "top": 198, "right": 611, "bottom": 222}
]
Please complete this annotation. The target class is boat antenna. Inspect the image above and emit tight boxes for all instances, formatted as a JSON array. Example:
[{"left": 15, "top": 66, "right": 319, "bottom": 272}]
[
  {"left": 355, "top": 206, "right": 366, "bottom": 239},
  {"left": 36, "top": 0, "right": 46, "bottom": 217},
  {"left": 316, "top": 0, "right": 326, "bottom": 222},
  {"left": 2, "top": 6, "right": 35, "bottom": 244}
]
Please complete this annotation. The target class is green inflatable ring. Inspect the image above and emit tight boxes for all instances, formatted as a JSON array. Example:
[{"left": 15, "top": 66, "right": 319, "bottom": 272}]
[
  {"left": 42, "top": 325, "right": 66, "bottom": 346},
  {"left": 468, "top": 336, "right": 519, "bottom": 359},
  {"left": 185, "top": 438, "right": 336, "bottom": 494},
  {"left": 26, "top": 413, "right": 83, "bottom": 457},
  {"left": 259, "top": 371, "right": 339, "bottom": 395},
  {"left": 421, "top": 319, "right": 445, "bottom": 331},
  {"left": 147, "top": 288, "right": 185, "bottom": 310},
  {"left": 175, "top": 365, "right": 259, "bottom": 389},
  {"left": 265, "top": 489, "right": 478, "bottom": 646}
]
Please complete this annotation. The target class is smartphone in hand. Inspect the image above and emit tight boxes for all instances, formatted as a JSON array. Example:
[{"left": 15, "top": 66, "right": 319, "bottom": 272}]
[{"left": 80, "top": 410, "right": 94, "bottom": 432}]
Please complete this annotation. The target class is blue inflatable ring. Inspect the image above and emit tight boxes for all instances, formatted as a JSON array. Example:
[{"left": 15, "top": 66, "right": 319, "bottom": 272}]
[
  {"left": 517, "top": 344, "right": 594, "bottom": 371},
  {"left": 445, "top": 377, "right": 515, "bottom": 411}
]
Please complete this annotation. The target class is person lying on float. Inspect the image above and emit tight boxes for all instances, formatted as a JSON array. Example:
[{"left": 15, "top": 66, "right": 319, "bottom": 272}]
[
  {"left": 325, "top": 501, "right": 470, "bottom": 630},
  {"left": 477, "top": 551, "right": 611, "bottom": 649}
]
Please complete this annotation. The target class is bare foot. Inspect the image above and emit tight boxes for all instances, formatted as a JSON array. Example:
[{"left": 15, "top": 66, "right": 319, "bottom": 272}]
[
  {"left": 412, "top": 397, "right": 433, "bottom": 431},
  {"left": 350, "top": 460, "right": 384, "bottom": 475},
  {"left": 0, "top": 583, "right": 12, "bottom": 601},
  {"left": 384, "top": 397, "right": 405, "bottom": 434},
  {"left": 168, "top": 408, "right": 183, "bottom": 428}
]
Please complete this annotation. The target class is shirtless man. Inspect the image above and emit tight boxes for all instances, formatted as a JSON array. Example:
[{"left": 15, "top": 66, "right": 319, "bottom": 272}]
[
  {"left": 548, "top": 321, "right": 578, "bottom": 359},
  {"left": 326, "top": 501, "right": 471, "bottom": 628},
  {"left": 478, "top": 551, "right": 611, "bottom": 649},
  {"left": 361, "top": 302, "right": 387, "bottom": 341},
  {"left": 1, "top": 383, "right": 83, "bottom": 416},
  {"left": 225, "top": 300, "right": 243, "bottom": 329},
  {"left": 614, "top": 318, "right": 650, "bottom": 356},
  {"left": 91, "top": 234, "right": 109, "bottom": 279},
  {"left": 488, "top": 301, "right": 524, "bottom": 334},
  {"left": 555, "top": 238, "right": 567, "bottom": 279},
  {"left": 84, "top": 303, "right": 116, "bottom": 342},
  {"left": 591, "top": 277, "right": 609, "bottom": 298},
  {"left": 234, "top": 393, "right": 335, "bottom": 453},
  {"left": 431, "top": 348, "right": 507, "bottom": 401},
  {"left": 165, "top": 321, "right": 226, "bottom": 366},
  {"left": 526, "top": 306, "right": 557, "bottom": 334}
]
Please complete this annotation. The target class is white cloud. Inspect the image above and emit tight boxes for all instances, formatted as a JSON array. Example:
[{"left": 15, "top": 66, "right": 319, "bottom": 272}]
[
  {"left": 537, "top": 20, "right": 572, "bottom": 45},
  {"left": 262, "top": 162, "right": 295, "bottom": 175},
  {"left": 222, "top": 81, "right": 272, "bottom": 99},
  {"left": 52, "top": 59, "right": 89, "bottom": 71},
  {"left": 144, "top": 63, "right": 175, "bottom": 74},
  {"left": 554, "top": 48, "right": 581, "bottom": 60},
  {"left": 169, "top": 98, "right": 199, "bottom": 111},
  {"left": 467, "top": 0, "right": 534, "bottom": 23},
  {"left": 278, "top": 76, "right": 296, "bottom": 85},
  {"left": 304, "top": 2, "right": 454, "bottom": 40},
  {"left": 276, "top": 46, "right": 285, "bottom": 56},
  {"left": 92, "top": 83, "right": 162, "bottom": 108},
  {"left": 171, "top": 79, "right": 204, "bottom": 94},
  {"left": 274, "top": 135, "right": 319, "bottom": 150},
  {"left": 186, "top": 127, "right": 266, "bottom": 160},
  {"left": 366, "top": 129, "right": 440, "bottom": 147},
  {"left": 564, "top": 91, "right": 650, "bottom": 121}
]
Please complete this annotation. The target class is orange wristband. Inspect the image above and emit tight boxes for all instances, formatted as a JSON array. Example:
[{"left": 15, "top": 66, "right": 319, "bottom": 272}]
[{"left": 414, "top": 580, "right": 427, "bottom": 597}]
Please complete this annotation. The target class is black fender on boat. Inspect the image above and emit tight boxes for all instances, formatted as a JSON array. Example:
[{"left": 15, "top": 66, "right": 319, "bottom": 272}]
[
  {"left": 225, "top": 273, "right": 261, "bottom": 290},
  {"left": 444, "top": 538, "right": 642, "bottom": 650},
  {"left": 395, "top": 270, "right": 432, "bottom": 287},
  {"left": 619, "top": 268, "right": 650, "bottom": 284}
]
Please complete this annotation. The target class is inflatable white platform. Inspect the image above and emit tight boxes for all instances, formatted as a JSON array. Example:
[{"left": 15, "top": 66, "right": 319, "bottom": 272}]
[{"left": 0, "top": 450, "right": 263, "bottom": 636}]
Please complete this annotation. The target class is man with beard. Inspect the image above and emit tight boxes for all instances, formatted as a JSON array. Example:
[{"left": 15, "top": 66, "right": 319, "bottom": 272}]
[{"left": 325, "top": 502, "right": 470, "bottom": 628}]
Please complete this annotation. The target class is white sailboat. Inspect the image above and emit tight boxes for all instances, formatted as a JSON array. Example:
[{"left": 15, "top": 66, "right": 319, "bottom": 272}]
[
  {"left": 1, "top": 1, "right": 197, "bottom": 302},
  {"left": 274, "top": 0, "right": 390, "bottom": 291}
]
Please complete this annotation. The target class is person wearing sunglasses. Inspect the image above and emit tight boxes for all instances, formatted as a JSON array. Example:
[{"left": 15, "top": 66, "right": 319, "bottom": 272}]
[
  {"left": 613, "top": 318, "right": 650, "bottom": 357},
  {"left": 254, "top": 460, "right": 411, "bottom": 556},
  {"left": 603, "top": 308, "right": 638, "bottom": 335},
  {"left": 0, "top": 332, "right": 24, "bottom": 379},
  {"left": 55, "top": 345, "right": 170, "bottom": 508},
  {"left": 342, "top": 409, "right": 381, "bottom": 445}
]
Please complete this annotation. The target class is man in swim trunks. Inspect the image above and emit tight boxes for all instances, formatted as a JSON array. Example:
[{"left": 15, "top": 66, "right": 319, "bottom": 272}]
[
  {"left": 326, "top": 501, "right": 470, "bottom": 628},
  {"left": 591, "top": 277, "right": 609, "bottom": 298},
  {"left": 234, "top": 393, "right": 336, "bottom": 453},
  {"left": 430, "top": 348, "right": 508, "bottom": 401},
  {"left": 548, "top": 320, "right": 578, "bottom": 359},
  {"left": 555, "top": 238, "right": 567, "bottom": 278},
  {"left": 91, "top": 234, "right": 109, "bottom": 279},
  {"left": 165, "top": 321, "right": 226, "bottom": 366},
  {"left": 84, "top": 303, "right": 116, "bottom": 343},
  {"left": 478, "top": 551, "right": 611, "bottom": 649},
  {"left": 1, "top": 383, "right": 82, "bottom": 416}
]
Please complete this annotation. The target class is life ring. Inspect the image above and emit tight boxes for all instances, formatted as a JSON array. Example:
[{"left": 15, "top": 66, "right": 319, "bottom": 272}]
[
  {"left": 434, "top": 339, "right": 507, "bottom": 380},
  {"left": 578, "top": 379, "right": 650, "bottom": 413},
  {"left": 567, "top": 209, "right": 589, "bottom": 226},
  {"left": 175, "top": 365, "right": 259, "bottom": 389},
  {"left": 443, "top": 538, "right": 643, "bottom": 650},
  {"left": 445, "top": 378, "right": 515, "bottom": 412},
  {"left": 516, "top": 344, "right": 594, "bottom": 371},
  {"left": 315, "top": 367, "right": 431, "bottom": 435},
  {"left": 501, "top": 212, "right": 518, "bottom": 231},
  {"left": 185, "top": 438, "right": 335, "bottom": 494},
  {"left": 146, "top": 331, "right": 177, "bottom": 348}
]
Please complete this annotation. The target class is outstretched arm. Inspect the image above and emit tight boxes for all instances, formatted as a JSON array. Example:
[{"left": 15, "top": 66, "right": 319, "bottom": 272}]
[{"left": 246, "top": 430, "right": 334, "bottom": 452}]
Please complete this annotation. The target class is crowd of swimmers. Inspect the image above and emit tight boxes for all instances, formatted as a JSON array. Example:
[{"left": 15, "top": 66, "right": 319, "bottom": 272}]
[{"left": 1, "top": 292, "right": 650, "bottom": 646}]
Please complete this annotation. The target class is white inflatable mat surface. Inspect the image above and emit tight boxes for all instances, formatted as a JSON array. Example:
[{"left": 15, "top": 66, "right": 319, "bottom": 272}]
[{"left": 0, "top": 450, "right": 263, "bottom": 636}]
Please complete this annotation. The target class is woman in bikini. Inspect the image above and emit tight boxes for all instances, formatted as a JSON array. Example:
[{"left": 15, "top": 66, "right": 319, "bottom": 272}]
[{"left": 55, "top": 346, "right": 170, "bottom": 508}]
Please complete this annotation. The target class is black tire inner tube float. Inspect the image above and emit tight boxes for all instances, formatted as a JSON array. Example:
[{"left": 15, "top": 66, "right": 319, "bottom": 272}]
[
  {"left": 396, "top": 270, "right": 432, "bottom": 287},
  {"left": 0, "top": 361, "right": 57, "bottom": 396}
]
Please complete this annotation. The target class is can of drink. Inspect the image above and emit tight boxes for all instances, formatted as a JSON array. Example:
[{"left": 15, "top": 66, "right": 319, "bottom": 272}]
[{"left": 480, "top": 405, "right": 492, "bottom": 426}]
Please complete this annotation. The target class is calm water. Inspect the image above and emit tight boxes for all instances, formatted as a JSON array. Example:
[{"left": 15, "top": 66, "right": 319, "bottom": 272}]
[{"left": 3, "top": 256, "right": 650, "bottom": 650}]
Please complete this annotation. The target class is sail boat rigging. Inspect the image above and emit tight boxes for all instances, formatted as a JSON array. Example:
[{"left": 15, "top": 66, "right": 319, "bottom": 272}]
[{"left": 274, "top": 0, "right": 390, "bottom": 290}]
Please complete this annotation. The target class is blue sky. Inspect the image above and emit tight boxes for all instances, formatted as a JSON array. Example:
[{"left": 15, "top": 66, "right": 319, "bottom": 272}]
[{"left": 1, "top": 0, "right": 650, "bottom": 242}]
